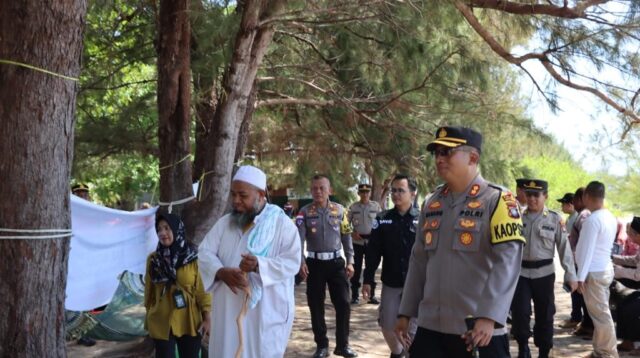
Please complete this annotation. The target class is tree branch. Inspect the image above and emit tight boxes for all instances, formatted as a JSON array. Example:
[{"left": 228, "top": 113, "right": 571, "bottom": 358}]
[
  {"left": 464, "top": 0, "right": 610, "bottom": 18},
  {"left": 454, "top": 0, "right": 640, "bottom": 124}
]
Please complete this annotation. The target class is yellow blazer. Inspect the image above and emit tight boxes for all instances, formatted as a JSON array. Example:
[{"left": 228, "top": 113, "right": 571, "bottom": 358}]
[{"left": 144, "top": 254, "right": 212, "bottom": 340}]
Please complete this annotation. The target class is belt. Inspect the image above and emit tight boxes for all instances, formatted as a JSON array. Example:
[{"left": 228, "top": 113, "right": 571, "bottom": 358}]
[
  {"left": 307, "top": 250, "right": 343, "bottom": 261},
  {"left": 521, "top": 259, "right": 553, "bottom": 269}
]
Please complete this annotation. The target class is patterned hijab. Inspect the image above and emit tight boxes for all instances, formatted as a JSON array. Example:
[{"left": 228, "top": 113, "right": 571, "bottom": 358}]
[{"left": 150, "top": 213, "right": 198, "bottom": 284}]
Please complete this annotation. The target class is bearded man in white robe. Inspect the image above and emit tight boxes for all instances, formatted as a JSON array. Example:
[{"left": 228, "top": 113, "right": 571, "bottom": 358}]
[{"left": 199, "top": 165, "right": 301, "bottom": 358}]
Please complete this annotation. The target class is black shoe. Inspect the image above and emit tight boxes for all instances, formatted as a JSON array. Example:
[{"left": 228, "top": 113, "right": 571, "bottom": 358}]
[
  {"left": 334, "top": 345, "right": 358, "bottom": 357},
  {"left": 77, "top": 336, "right": 96, "bottom": 347},
  {"left": 367, "top": 297, "right": 380, "bottom": 304},
  {"left": 350, "top": 297, "right": 360, "bottom": 304},
  {"left": 313, "top": 347, "right": 329, "bottom": 358}
]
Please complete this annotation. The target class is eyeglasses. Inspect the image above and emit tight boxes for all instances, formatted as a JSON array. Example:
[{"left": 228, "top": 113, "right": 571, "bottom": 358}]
[
  {"left": 390, "top": 188, "right": 407, "bottom": 194},
  {"left": 525, "top": 191, "right": 543, "bottom": 197},
  {"left": 430, "top": 146, "right": 468, "bottom": 158}
]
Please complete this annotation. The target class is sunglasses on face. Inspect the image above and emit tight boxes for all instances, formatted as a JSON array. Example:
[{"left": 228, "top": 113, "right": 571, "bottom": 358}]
[
  {"left": 430, "top": 146, "right": 467, "bottom": 158},
  {"left": 390, "top": 188, "right": 407, "bottom": 194},
  {"left": 525, "top": 191, "right": 543, "bottom": 197}
]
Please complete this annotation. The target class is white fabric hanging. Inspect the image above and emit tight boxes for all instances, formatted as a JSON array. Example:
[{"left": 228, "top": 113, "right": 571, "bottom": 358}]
[{"left": 65, "top": 194, "right": 158, "bottom": 311}]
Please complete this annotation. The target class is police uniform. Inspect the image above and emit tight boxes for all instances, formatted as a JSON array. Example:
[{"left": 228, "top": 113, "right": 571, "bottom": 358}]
[
  {"left": 510, "top": 180, "right": 577, "bottom": 358},
  {"left": 399, "top": 126, "right": 525, "bottom": 358},
  {"left": 297, "top": 201, "right": 355, "bottom": 355},
  {"left": 348, "top": 185, "right": 382, "bottom": 303}
]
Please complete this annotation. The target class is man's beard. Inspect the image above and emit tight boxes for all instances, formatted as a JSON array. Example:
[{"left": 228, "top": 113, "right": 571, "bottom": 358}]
[{"left": 232, "top": 198, "right": 264, "bottom": 228}]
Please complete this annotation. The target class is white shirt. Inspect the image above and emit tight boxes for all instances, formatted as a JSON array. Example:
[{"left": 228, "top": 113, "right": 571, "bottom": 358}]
[
  {"left": 575, "top": 208, "right": 616, "bottom": 281},
  {"left": 199, "top": 207, "right": 301, "bottom": 358}
]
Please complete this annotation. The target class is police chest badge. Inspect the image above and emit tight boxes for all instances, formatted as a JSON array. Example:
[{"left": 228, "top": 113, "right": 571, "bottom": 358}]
[
  {"left": 372, "top": 219, "right": 379, "bottom": 230},
  {"left": 424, "top": 231, "right": 433, "bottom": 245},
  {"left": 459, "top": 219, "right": 476, "bottom": 229},
  {"left": 467, "top": 200, "right": 482, "bottom": 209},
  {"left": 428, "top": 201, "right": 441, "bottom": 210},
  {"left": 460, "top": 232, "right": 473, "bottom": 246}
]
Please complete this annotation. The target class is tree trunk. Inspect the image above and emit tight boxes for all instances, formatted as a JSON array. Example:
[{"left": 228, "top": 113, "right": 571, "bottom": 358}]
[
  {"left": 156, "top": 0, "right": 193, "bottom": 216},
  {"left": 184, "top": 0, "right": 287, "bottom": 243},
  {"left": 0, "top": 0, "right": 86, "bottom": 356}
]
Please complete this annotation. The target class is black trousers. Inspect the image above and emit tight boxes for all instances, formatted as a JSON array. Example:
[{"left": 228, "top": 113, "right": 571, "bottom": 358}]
[
  {"left": 510, "top": 274, "right": 555, "bottom": 351},
  {"left": 307, "top": 257, "right": 351, "bottom": 349},
  {"left": 616, "top": 291, "right": 640, "bottom": 341},
  {"left": 153, "top": 332, "right": 201, "bottom": 358},
  {"left": 409, "top": 327, "right": 510, "bottom": 358},
  {"left": 351, "top": 241, "right": 376, "bottom": 299}
]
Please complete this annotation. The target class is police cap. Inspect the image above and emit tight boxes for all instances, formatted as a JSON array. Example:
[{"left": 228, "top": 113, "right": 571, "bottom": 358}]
[
  {"left": 426, "top": 126, "right": 482, "bottom": 153},
  {"left": 72, "top": 183, "right": 90, "bottom": 193},
  {"left": 556, "top": 193, "right": 574, "bottom": 204},
  {"left": 357, "top": 184, "right": 372, "bottom": 192},
  {"left": 515, "top": 178, "right": 528, "bottom": 189},
  {"left": 523, "top": 179, "right": 548, "bottom": 193}
]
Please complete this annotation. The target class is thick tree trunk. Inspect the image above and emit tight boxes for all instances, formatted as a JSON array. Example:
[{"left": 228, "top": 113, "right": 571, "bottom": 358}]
[
  {"left": 156, "top": 0, "right": 193, "bottom": 216},
  {"left": 0, "top": 0, "right": 86, "bottom": 356},
  {"left": 185, "top": 0, "right": 287, "bottom": 243}
]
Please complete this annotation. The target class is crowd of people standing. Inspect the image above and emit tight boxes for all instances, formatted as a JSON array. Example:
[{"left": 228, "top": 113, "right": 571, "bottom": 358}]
[{"left": 72, "top": 125, "right": 640, "bottom": 358}]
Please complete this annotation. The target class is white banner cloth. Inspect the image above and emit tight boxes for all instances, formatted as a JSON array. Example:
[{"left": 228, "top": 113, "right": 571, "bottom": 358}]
[{"left": 65, "top": 195, "right": 158, "bottom": 311}]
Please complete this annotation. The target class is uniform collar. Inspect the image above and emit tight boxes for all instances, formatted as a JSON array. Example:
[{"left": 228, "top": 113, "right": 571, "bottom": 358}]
[{"left": 438, "top": 173, "right": 487, "bottom": 199}]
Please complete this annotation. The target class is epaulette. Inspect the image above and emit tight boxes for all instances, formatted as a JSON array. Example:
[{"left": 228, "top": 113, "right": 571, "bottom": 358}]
[
  {"left": 546, "top": 209, "right": 562, "bottom": 221},
  {"left": 488, "top": 183, "right": 508, "bottom": 192},
  {"left": 431, "top": 183, "right": 446, "bottom": 194}
]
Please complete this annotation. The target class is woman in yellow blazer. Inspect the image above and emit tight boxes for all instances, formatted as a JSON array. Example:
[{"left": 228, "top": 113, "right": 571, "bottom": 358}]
[{"left": 145, "top": 213, "right": 212, "bottom": 358}]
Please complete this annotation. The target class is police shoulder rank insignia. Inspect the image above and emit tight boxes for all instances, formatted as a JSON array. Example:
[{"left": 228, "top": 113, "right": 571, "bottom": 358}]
[
  {"left": 460, "top": 232, "right": 473, "bottom": 246},
  {"left": 469, "top": 184, "right": 480, "bottom": 197},
  {"left": 491, "top": 192, "right": 525, "bottom": 245},
  {"left": 428, "top": 201, "right": 442, "bottom": 209},
  {"left": 467, "top": 200, "right": 482, "bottom": 209}
]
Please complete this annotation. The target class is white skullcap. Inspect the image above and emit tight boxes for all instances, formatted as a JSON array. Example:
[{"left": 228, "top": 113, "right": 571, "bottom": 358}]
[{"left": 232, "top": 165, "right": 267, "bottom": 191}]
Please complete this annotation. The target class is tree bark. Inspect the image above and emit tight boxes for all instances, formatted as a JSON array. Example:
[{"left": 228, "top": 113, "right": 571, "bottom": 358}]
[
  {"left": 156, "top": 0, "right": 193, "bottom": 216},
  {"left": 0, "top": 0, "right": 86, "bottom": 356},
  {"left": 185, "top": 0, "right": 287, "bottom": 243}
]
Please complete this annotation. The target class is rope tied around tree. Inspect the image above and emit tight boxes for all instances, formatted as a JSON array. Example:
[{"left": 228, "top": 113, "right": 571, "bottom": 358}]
[
  {"left": 0, "top": 59, "right": 79, "bottom": 81},
  {"left": 0, "top": 228, "right": 73, "bottom": 239}
]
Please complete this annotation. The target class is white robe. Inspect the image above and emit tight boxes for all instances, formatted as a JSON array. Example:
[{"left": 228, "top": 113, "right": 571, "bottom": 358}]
[{"left": 199, "top": 210, "right": 301, "bottom": 358}]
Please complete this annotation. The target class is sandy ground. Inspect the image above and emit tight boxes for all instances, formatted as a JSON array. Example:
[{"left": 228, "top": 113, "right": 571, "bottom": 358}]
[{"left": 69, "top": 259, "right": 638, "bottom": 357}]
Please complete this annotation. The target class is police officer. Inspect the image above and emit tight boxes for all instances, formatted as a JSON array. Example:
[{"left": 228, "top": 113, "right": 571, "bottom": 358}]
[
  {"left": 72, "top": 183, "right": 91, "bottom": 201},
  {"left": 297, "top": 174, "right": 358, "bottom": 358},
  {"left": 556, "top": 192, "right": 583, "bottom": 329},
  {"left": 515, "top": 179, "right": 528, "bottom": 211},
  {"left": 511, "top": 179, "right": 578, "bottom": 358},
  {"left": 396, "top": 126, "right": 525, "bottom": 358},
  {"left": 348, "top": 183, "right": 382, "bottom": 304},
  {"left": 362, "top": 174, "right": 419, "bottom": 358}
]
